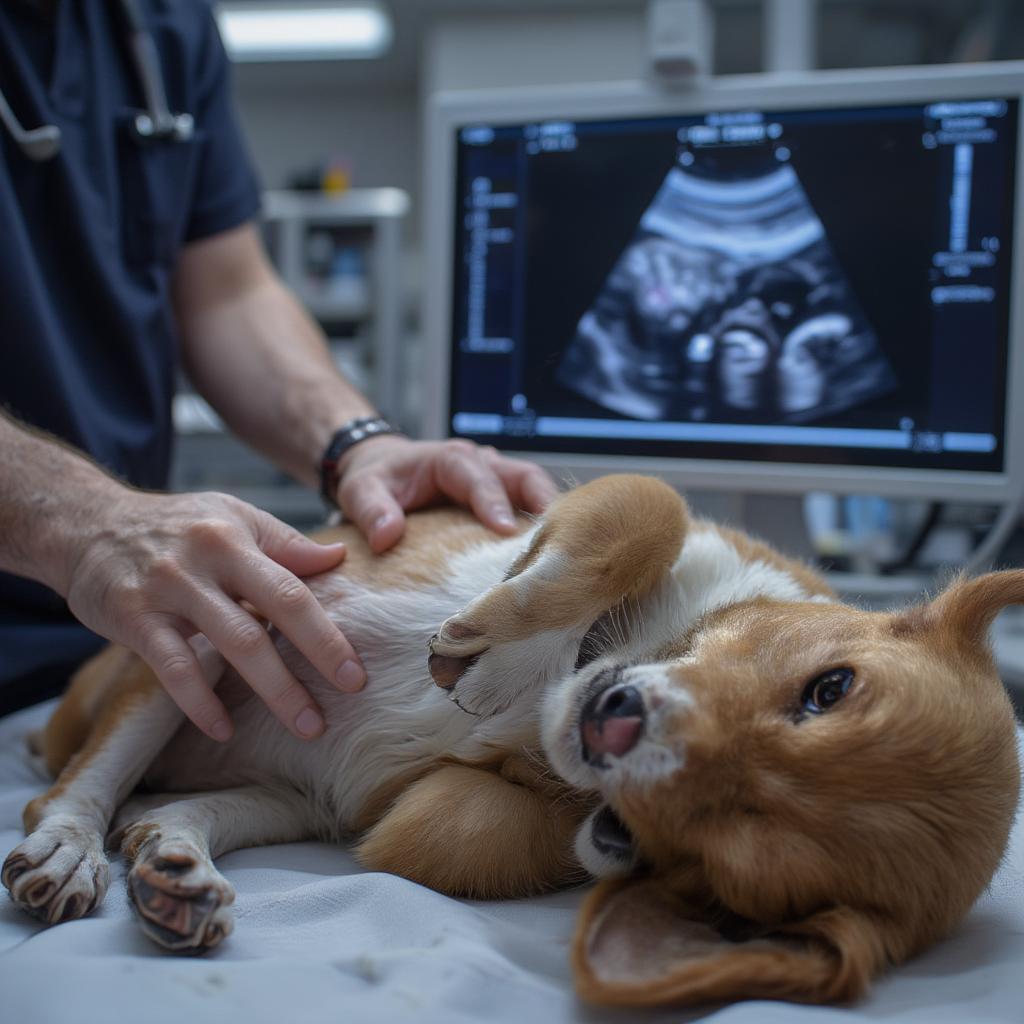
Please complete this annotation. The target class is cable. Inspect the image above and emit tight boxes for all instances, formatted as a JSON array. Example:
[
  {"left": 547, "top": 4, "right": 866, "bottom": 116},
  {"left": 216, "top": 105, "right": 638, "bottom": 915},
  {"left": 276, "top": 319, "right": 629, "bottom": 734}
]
[{"left": 878, "top": 502, "right": 943, "bottom": 575}]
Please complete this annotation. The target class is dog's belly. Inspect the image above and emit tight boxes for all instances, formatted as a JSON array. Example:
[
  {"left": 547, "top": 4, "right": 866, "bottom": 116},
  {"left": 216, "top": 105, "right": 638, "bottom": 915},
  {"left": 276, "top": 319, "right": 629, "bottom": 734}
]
[{"left": 146, "top": 533, "right": 543, "bottom": 835}]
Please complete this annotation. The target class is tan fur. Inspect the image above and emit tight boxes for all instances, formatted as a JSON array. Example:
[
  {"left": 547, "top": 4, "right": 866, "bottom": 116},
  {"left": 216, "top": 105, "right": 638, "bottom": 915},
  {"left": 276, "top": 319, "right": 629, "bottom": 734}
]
[
  {"left": 355, "top": 762, "right": 590, "bottom": 899},
  {"left": 25, "top": 650, "right": 161, "bottom": 832},
  {"left": 572, "top": 880, "right": 883, "bottom": 1007},
  {"left": 312, "top": 508, "right": 505, "bottom": 590},
  {"left": 119, "top": 821, "right": 162, "bottom": 863},
  {"left": 38, "top": 645, "right": 141, "bottom": 778},
  {"left": 491, "top": 474, "right": 687, "bottom": 636}
]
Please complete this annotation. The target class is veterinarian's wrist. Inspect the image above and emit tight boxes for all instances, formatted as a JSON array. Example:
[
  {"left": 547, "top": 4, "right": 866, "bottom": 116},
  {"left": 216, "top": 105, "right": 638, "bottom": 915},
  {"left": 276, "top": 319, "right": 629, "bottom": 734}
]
[{"left": 320, "top": 418, "right": 404, "bottom": 508}]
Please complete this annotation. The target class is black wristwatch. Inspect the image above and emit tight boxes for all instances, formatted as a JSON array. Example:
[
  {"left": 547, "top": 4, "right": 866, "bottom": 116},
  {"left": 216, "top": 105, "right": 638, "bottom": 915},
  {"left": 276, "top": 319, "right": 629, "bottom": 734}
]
[{"left": 319, "top": 416, "right": 401, "bottom": 507}]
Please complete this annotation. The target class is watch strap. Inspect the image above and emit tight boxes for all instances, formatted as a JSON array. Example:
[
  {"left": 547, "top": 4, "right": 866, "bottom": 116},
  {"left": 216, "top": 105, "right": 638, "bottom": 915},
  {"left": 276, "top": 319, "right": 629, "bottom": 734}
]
[{"left": 319, "top": 416, "right": 400, "bottom": 506}]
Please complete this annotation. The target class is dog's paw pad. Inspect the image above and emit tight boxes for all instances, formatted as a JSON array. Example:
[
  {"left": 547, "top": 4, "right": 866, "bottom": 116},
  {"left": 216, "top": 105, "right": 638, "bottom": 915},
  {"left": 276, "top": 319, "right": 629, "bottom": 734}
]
[
  {"left": 428, "top": 617, "right": 491, "bottom": 689},
  {"left": 428, "top": 649, "right": 479, "bottom": 689},
  {"left": 1, "top": 852, "right": 34, "bottom": 889},
  {"left": 128, "top": 846, "right": 234, "bottom": 953},
  {"left": 3, "top": 826, "right": 108, "bottom": 924}
]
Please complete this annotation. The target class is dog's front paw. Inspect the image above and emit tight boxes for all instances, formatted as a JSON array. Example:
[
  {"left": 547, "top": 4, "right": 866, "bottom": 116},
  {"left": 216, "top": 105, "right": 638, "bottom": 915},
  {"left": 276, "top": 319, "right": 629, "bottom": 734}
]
[
  {"left": 2, "top": 821, "right": 109, "bottom": 924},
  {"left": 127, "top": 839, "right": 234, "bottom": 953},
  {"left": 429, "top": 615, "right": 577, "bottom": 718},
  {"left": 428, "top": 599, "right": 520, "bottom": 716},
  {"left": 428, "top": 613, "right": 490, "bottom": 690},
  {"left": 427, "top": 530, "right": 591, "bottom": 716}
]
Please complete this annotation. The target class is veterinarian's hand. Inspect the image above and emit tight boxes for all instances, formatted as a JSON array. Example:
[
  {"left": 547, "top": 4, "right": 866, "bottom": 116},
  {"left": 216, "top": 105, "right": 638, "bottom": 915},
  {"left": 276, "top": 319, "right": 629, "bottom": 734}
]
[
  {"left": 59, "top": 489, "right": 365, "bottom": 743},
  {"left": 334, "top": 436, "right": 560, "bottom": 553}
]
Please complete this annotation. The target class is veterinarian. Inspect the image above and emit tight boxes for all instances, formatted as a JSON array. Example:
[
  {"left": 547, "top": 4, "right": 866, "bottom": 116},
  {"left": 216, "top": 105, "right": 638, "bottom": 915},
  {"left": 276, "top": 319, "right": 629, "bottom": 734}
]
[{"left": 0, "top": 2, "right": 557, "bottom": 735}]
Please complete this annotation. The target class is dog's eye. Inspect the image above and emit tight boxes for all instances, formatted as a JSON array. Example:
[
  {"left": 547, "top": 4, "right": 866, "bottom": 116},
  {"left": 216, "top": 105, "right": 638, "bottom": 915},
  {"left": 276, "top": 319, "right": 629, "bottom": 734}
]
[{"left": 800, "top": 668, "right": 854, "bottom": 715}]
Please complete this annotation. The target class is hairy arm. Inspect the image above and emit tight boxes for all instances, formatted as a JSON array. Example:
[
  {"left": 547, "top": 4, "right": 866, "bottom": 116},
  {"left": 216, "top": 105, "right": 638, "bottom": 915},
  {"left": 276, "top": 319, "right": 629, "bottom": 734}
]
[
  {"left": 0, "top": 412, "right": 119, "bottom": 595},
  {"left": 0, "top": 409, "right": 362, "bottom": 742},
  {"left": 172, "top": 222, "right": 374, "bottom": 489},
  {"left": 173, "top": 224, "right": 558, "bottom": 550}
]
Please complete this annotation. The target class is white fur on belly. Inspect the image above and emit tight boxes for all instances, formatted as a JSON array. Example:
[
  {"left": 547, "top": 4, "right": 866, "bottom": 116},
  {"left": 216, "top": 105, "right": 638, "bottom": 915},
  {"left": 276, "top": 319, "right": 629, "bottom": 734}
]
[{"left": 157, "top": 531, "right": 543, "bottom": 838}]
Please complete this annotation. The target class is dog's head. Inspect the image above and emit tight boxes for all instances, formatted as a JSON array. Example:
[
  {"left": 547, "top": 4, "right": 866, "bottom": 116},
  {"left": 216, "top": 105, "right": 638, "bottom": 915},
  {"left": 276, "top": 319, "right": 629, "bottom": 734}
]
[{"left": 542, "top": 571, "right": 1022, "bottom": 1007}]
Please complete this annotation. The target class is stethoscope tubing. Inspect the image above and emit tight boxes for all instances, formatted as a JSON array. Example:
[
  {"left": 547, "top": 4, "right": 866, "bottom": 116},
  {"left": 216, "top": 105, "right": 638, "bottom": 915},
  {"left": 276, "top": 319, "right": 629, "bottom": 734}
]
[{"left": 0, "top": 0, "right": 194, "bottom": 162}]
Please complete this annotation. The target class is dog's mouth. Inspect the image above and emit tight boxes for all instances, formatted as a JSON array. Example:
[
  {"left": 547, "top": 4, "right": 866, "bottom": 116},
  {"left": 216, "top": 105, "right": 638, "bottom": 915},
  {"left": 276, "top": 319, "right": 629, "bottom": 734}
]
[
  {"left": 579, "top": 670, "right": 646, "bottom": 767},
  {"left": 590, "top": 804, "right": 636, "bottom": 862}
]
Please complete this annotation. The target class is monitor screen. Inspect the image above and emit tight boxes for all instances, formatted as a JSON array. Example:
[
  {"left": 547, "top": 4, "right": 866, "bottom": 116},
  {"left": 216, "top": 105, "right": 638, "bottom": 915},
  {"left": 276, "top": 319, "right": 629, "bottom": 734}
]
[{"left": 446, "top": 96, "right": 1018, "bottom": 477}]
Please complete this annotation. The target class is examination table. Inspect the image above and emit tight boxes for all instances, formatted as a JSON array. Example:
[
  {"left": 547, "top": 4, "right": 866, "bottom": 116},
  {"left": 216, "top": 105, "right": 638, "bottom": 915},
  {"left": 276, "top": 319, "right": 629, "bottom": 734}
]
[{"left": 1, "top": 701, "right": 1022, "bottom": 1024}]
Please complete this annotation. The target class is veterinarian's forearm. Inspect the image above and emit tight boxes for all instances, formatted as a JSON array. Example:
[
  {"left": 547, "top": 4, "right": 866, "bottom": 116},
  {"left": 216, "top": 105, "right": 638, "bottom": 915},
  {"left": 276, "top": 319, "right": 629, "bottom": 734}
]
[
  {"left": 0, "top": 408, "right": 122, "bottom": 593},
  {"left": 173, "top": 224, "right": 377, "bottom": 490}
]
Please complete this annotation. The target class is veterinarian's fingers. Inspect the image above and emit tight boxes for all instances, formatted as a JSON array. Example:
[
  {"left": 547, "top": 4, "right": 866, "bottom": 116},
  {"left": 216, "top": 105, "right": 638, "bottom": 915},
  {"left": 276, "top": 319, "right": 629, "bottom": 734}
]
[
  {"left": 486, "top": 454, "right": 560, "bottom": 514},
  {"left": 252, "top": 512, "right": 347, "bottom": 578},
  {"left": 139, "top": 626, "right": 233, "bottom": 742},
  {"left": 521, "top": 468, "right": 560, "bottom": 512},
  {"left": 524, "top": 473, "right": 559, "bottom": 512},
  {"left": 228, "top": 559, "right": 366, "bottom": 694},
  {"left": 339, "top": 476, "right": 407, "bottom": 554},
  {"left": 434, "top": 446, "right": 518, "bottom": 534},
  {"left": 187, "top": 593, "right": 326, "bottom": 741}
]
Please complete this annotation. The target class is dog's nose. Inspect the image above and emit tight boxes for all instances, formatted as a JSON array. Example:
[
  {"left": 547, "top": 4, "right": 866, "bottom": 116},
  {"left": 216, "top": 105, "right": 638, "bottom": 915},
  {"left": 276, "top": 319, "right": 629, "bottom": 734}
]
[{"left": 581, "top": 683, "right": 645, "bottom": 764}]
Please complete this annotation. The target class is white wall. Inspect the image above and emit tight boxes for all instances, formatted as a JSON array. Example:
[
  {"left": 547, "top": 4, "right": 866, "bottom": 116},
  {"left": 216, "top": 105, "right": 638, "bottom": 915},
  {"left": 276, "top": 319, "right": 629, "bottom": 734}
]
[
  {"left": 422, "top": 10, "right": 648, "bottom": 94},
  {"left": 233, "top": 71, "right": 419, "bottom": 196},
  {"left": 231, "top": 7, "right": 653, "bottom": 225}
]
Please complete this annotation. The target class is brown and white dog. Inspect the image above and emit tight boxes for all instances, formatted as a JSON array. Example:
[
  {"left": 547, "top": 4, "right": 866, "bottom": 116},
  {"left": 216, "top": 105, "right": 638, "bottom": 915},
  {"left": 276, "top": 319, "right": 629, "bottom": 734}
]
[{"left": 2, "top": 475, "right": 1021, "bottom": 1009}]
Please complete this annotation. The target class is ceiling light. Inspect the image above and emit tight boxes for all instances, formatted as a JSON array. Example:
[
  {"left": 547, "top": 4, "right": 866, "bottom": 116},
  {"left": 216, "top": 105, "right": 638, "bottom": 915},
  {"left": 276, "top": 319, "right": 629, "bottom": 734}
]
[{"left": 215, "top": 3, "right": 393, "bottom": 62}]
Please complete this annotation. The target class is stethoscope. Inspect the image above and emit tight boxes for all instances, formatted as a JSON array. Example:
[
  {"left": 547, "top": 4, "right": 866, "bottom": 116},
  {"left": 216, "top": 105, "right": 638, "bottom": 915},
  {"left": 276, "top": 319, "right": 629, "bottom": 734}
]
[{"left": 0, "top": 0, "right": 194, "bottom": 163}]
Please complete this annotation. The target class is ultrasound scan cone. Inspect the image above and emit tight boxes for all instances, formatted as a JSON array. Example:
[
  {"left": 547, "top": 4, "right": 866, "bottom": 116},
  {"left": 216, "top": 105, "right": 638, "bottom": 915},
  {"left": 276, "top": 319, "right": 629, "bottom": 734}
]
[{"left": 557, "top": 159, "right": 896, "bottom": 423}]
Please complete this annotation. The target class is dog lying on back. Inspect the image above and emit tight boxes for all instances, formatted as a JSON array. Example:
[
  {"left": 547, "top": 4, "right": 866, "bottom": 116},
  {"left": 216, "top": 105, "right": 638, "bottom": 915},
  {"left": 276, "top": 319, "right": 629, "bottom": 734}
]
[{"left": 2, "top": 475, "right": 1020, "bottom": 1008}]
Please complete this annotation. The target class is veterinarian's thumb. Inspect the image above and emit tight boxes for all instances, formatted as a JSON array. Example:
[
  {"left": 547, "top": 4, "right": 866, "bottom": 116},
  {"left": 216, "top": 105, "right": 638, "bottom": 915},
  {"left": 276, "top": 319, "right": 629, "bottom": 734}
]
[
  {"left": 341, "top": 478, "right": 406, "bottom": 554},
  {"left": 256, "top": 513, "right": 347, "bottom": 577}
]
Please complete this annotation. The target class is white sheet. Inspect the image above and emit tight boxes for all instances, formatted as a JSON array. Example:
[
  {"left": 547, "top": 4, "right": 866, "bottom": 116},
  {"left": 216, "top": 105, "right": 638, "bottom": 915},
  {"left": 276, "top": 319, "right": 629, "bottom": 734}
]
[{"left": 1, "top": 700, "right": 1021, "bottom": 1024}]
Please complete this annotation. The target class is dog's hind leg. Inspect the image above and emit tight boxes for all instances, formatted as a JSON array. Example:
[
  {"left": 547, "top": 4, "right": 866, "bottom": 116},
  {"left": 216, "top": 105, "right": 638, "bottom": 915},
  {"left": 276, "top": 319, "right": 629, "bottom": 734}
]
[
  {"left": 355, "top": 757, "right": 593, "bottom": 899},
  {"left": 2, "top": 645, "right": 221, "bottom": 925},
  {"left": 117, "top": 785, "right": 314, "bottom": 952}
]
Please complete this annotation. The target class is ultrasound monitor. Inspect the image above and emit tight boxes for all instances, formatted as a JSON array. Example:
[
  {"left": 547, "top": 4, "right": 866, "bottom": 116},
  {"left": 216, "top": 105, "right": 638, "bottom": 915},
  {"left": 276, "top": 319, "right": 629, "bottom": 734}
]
[{"left": 422, "top": 65, "right": 1024, "bottom": 503}]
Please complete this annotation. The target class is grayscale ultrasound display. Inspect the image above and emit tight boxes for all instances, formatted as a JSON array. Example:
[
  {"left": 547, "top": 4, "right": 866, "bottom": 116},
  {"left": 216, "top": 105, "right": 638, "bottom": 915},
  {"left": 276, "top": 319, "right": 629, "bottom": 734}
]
[
  {"left": 449, "top": 98, "right": 1017, "bottom": 474},
  {"left": 557, "top": 161, "right": 896, "bottom": 424}
]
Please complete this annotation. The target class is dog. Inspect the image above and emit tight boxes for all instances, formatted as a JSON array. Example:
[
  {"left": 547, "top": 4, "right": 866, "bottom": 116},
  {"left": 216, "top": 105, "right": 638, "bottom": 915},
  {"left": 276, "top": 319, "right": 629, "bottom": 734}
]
[{"left": 2, "top": 474, "right": 1021, "bottom": 1009}]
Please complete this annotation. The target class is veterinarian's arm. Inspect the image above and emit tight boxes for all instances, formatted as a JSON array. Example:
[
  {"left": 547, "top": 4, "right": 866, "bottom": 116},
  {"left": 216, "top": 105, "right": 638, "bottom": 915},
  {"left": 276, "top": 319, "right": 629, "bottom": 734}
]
[
  {"left": 173, "top": 223, "right": 559, "bottom": 552},
  {"left": 0, "top": 409, "right": 361, "bottom": 743}
]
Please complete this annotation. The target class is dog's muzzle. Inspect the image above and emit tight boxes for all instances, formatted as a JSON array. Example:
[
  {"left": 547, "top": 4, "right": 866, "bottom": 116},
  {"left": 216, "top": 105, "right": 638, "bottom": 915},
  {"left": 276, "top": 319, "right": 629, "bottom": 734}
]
[{"left": 580, "top": 676, "right": 646, "bottom": 766}]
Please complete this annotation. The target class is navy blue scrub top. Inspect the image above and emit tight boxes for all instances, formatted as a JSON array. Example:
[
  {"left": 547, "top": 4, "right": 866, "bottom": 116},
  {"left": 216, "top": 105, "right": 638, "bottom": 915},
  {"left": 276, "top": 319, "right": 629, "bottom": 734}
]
[{"left": 0, "top": 0, "right": 262, "bottom": 699}]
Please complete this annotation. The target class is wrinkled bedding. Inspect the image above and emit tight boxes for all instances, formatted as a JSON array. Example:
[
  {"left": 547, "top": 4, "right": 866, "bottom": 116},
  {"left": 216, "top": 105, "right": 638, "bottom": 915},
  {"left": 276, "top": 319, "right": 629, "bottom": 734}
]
[{"left": 1, "top": 701, "right": 1021, "bottom": 1024}]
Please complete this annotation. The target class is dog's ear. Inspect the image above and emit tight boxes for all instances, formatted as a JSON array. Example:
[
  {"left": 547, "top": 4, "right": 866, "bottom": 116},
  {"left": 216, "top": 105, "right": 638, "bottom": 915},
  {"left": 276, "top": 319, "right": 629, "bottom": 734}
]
[
  {"left": 905, "top": 569, "right": 1024, "bottom": 652},
  {"left": 571, "top": 878, "right": 887, "bottom": 1008}
]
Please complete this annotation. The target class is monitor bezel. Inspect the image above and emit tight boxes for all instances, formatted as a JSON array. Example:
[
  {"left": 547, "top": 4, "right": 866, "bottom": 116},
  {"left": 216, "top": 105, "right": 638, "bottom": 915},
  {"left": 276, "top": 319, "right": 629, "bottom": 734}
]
[{"left": 422, "top": 63, "right": 1024, "bottom": 502}]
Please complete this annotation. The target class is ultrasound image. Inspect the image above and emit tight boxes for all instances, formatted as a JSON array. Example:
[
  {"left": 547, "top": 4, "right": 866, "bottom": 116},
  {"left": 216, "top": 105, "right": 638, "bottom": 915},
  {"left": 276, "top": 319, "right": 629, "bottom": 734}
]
[{"left": 557, "top": 161, "right": 896, "bottom": 423}]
